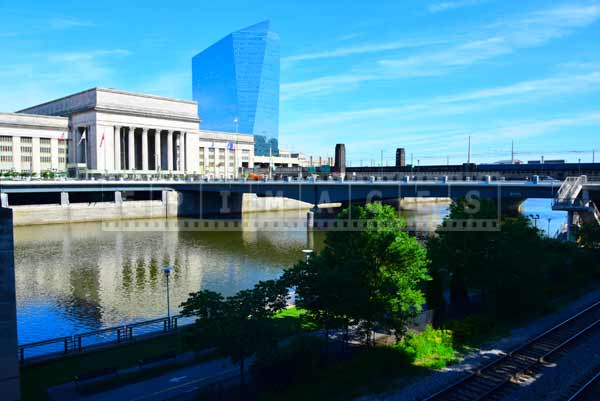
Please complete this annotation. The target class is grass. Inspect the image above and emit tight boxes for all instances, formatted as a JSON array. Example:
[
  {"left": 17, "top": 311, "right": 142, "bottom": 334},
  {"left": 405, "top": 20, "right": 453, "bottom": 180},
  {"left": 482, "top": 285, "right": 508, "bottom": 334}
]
[{"left": 397, "top": 325, "right": 457, "bottom": 369}]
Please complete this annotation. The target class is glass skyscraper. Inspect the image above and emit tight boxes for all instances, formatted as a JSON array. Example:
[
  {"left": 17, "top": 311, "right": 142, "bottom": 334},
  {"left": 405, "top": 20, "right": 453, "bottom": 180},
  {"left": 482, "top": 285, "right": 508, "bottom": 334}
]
[{"left": 192, "top": 20, "right": 280, "bottom": 156}]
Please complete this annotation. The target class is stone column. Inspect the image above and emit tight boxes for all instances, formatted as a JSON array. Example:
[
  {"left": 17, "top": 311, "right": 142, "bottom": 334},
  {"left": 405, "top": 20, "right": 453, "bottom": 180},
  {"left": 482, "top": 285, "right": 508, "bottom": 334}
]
[
  {"left": 155, "top": 130, "right": 161, "bottom": 171},
  {"left": 32, "top": 137, "right": 41, "bottom": 175},
  {"left": 0, "top": 208, "right": 20, "bottom": 401},
  {"left": 141, "top": 128, "right": 149, "bottom": 171},
  {"left": 12, "top": 137, "right": 21, "bottom": 172},
  {"left": 0, "top": 193, "right": 8, "bottom": 208},
  {"left": 114, "top": 126, "right": 121, "bottom": 171},
  {"left": 167, "top": 130, "right": 173, "bottom": 172},
  {"left": 115, "top": 191, "right": 123, "bottom": 205},
  {"left": 175, "top": 132, "right": 181, "bottom": 171},
  {"left": 128, "top": 127, "right": 135, "bottom": 170},
  {"left": 182, "top": 132, "right": 187, "bottom": 172},
  {"left": 154, "top": 129, "right": 162, "bottom": 171}
]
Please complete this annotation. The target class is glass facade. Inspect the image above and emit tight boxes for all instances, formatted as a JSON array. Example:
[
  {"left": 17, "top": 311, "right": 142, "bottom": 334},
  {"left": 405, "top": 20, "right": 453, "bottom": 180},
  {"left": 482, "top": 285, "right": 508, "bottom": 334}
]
[{"left": 192, "top": 20, "right": 280, "bottom": 156}]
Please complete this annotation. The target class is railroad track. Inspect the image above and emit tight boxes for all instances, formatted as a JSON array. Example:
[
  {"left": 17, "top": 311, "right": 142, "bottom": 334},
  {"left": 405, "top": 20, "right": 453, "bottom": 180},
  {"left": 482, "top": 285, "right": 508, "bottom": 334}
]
[
  {"left": 422, "top": 299, "right": 600, "bottom": 401},
  {"left": 566, "top": 371, "right": 600, "bottom": 401}
]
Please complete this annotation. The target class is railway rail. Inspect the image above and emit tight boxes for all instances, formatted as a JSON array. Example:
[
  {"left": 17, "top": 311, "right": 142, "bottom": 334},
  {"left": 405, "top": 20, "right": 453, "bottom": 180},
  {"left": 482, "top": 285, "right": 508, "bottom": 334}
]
[
  {"left": 567, "top": 371, "right": 600, "bottom": 401},
  {"left": 422, "top": 299, "right": 600, "bottom": 401}
]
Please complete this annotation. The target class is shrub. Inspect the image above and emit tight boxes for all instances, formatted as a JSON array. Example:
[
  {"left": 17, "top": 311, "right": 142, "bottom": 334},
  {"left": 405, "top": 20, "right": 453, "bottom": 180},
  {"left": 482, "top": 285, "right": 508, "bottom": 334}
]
[
  {"left": 398, "top": 325, "right": 456, "bottom": 369},
  {"left": 443, "top": 314, "right": 501, "bottom": 345},
  {"left": 252, "top": 334, "right": 325, "bottom": 388}
]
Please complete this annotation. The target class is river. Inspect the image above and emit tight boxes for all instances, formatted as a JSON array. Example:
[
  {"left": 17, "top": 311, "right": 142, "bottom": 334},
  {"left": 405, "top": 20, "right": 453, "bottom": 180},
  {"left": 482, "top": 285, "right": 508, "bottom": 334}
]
[{"left": 14, "top": 199, "right": 564, "bottom": 345}]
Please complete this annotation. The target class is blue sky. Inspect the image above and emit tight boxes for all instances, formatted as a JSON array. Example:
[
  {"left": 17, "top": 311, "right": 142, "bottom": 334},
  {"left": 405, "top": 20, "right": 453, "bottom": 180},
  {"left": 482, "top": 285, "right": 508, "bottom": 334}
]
[{"left": 2, "top": 0, "right": 600, "bottom": 165}]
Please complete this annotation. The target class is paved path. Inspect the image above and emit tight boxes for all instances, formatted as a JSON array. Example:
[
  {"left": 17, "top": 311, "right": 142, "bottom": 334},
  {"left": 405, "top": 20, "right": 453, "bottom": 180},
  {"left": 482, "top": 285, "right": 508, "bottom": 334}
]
[{"left": 48, "top": 356, "right": 243, "bottom": 401}]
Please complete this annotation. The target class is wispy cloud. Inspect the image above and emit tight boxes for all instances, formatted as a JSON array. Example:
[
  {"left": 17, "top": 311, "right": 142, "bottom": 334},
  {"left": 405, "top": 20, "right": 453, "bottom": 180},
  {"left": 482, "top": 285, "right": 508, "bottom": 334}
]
[
  {"left": 282, "top": 3, "right": 600, "bottom": 101},
  {"left": 46, "top": 49, "right": 130, "bottom": 63},
  {"left": 428, "top": 0, "right": 489, "bottom": 14},
  {"left": 282, "top": 70, "right": 600, "bottom": 133},
  {"left": 0, "top": 49, "right": 131, "bottom": 110},
  {"left": 47, "top": 17, "right": 96, "bottom": 30},
  {"left": 477, "top": 111, "right": 600, "bottom": 142},
  {"left": 282, "top": 37, "right": 451, "bottom": 66}
]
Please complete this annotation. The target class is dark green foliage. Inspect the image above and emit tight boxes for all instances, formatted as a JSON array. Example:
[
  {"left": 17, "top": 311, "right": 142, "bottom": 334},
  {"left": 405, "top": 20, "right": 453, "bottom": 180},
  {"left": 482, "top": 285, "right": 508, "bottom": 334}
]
[
  {"left": 283, "top": 203, "right": 431, "bottom": 343},
  {"left": 427, "top": 197, "right": 600, "bottom": 322},
  {"left": 442, "top": 315, "right": 504, "bottom": 345},
  {"left": 578, "top": 222, "right": 600, "bottom": 249},
  {"left": 180, "top": 279, "right": 288, "bottom": 383}
]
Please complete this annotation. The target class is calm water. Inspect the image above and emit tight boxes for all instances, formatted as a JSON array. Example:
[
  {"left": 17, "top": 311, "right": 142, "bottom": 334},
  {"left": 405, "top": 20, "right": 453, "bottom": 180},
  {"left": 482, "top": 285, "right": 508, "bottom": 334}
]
[{"left": 14, "top": 199, "right": 564, "bottom": 345}]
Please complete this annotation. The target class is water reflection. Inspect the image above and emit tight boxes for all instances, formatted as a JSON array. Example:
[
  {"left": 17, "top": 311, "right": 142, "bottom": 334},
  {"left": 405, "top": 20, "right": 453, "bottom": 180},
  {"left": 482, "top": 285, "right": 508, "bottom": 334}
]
[
  {"left": 13, "top": 201, "right": 563, "bottom": 345},
  {"left": 14, "top": 211, "right": 326, "bottom": 344}
]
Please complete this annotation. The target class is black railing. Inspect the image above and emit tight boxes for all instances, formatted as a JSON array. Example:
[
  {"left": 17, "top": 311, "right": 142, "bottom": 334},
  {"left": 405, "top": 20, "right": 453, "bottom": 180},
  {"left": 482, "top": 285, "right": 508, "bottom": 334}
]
[{"left": 18, "top": 314, "right": 196, "bottom": 364}]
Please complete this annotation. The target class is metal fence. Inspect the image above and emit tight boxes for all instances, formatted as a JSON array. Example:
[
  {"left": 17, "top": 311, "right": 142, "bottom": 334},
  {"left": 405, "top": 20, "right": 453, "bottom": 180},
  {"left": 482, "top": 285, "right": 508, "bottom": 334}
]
[{"left": 18, "top": 314, "right": 197, "bottom": 364}]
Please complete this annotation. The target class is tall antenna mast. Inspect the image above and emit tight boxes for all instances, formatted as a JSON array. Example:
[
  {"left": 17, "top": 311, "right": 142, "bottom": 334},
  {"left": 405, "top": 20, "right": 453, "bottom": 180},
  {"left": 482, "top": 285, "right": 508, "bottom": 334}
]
[
  {"left": 511, "top": 140, "right": 514, "bottom": 164},
  {"left": 467, "top": 135, "right": 471, "bottom": 164}
]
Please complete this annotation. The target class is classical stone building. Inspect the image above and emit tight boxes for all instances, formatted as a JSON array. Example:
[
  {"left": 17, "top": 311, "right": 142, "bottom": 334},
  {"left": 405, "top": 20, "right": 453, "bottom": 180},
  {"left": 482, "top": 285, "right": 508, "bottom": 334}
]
[
  {"left": 13, "top": 87, "right": 254, "bottom": 178},
  {"left": 0, "top": 112, "right": 69, "bottom": 174}
]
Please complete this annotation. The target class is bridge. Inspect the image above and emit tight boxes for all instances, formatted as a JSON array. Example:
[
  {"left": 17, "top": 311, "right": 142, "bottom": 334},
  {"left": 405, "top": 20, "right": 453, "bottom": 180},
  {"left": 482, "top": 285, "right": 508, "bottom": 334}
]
[{"left": 2, "top": 177, "right": 599, "bottom": 218}]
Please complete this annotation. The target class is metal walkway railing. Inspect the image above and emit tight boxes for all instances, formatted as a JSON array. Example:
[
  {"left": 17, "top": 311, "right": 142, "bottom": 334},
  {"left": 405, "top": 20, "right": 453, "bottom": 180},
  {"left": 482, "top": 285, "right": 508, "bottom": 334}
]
[
  {"left": 18, "top": 314, "right": 196, "bottom": 364},
  {"left": 554, "top": 175, "right": 587, "bottom": 206}
]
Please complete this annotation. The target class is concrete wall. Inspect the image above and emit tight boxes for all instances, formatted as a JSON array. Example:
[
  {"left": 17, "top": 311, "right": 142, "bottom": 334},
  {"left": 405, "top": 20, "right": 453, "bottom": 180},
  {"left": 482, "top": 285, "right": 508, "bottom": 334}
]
[
  {"left": 10, "top": 191, "right": 180, "bottom": 226},
  {"left": 8, "top": 192, "right": 327, "bottom": 226},
  {"left": 242, "top": 193, "right": 313, "bottom": 213},
  {"left": 0, "top": 208, "right": 20, "bottom": 401}
]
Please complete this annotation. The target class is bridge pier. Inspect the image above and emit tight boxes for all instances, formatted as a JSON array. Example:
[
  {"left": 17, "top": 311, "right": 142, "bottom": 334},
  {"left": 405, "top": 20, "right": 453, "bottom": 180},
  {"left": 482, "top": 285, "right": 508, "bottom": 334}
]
[
  {"left": 60, "top": 192, "right": 69, "bottom": 207},
  {"left": 177, "top": 190, "right": 243, "bottom": 218},
  {"left": 499, "top": 198, "right": 525, "bottom": 217},
  {"left": 0, "top": 208, "right": 20, "bottom": 401}
]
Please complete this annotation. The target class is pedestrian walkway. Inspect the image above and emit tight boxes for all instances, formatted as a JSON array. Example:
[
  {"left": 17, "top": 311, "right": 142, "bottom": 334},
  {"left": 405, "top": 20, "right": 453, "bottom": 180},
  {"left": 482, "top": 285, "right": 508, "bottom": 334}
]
[{"left": 48, "top": 354, "right": 242, "bottom": 401}]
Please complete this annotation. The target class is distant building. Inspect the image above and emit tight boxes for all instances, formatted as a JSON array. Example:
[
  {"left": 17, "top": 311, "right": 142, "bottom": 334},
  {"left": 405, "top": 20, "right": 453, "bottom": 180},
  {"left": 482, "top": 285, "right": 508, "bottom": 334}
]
[
  {"left": 11, "top": 87, "right": 254, "bottom": 178},
  {"left": 192, "top": 20, "right": 280, "bottom": 156},
  {"left": 396, "top": 148, "right": 406, "bottom": 167}
]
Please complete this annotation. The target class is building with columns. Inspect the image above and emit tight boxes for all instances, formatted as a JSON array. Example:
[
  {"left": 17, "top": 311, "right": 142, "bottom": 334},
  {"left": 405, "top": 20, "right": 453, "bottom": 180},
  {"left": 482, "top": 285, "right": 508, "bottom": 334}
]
[{"left": 12, "top": 87, "right": 254, "bottom": 178}]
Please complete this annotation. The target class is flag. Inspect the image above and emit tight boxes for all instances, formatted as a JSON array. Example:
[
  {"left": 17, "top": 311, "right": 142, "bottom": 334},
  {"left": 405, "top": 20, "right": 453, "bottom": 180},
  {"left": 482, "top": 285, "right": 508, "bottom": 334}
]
[
  {"left": 59, "top": 133, "right": 65, "bottom": 141},
  {"left": 99, "top": 132, "right": 105, "bottom": 148},
  {"left": 210, "top": 141, "right": 215, "bottom": 149},
  {"left": 227, "top": 142, "right": 235, "bottom": 150},
  {"left": 77, "top": 132, "right": 86, "bottom": 146}
]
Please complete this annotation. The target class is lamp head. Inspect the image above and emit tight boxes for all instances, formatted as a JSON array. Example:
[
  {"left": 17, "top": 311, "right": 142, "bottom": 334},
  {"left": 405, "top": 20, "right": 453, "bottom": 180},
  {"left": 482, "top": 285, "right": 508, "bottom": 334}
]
[{"left": 161, "top": 265, "right": 175, "bottom": 276}]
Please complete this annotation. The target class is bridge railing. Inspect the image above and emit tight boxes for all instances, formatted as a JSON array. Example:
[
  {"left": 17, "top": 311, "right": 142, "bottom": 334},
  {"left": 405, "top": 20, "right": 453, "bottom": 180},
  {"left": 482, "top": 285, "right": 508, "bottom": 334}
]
[
  {"left": 555, "top": 176, "right": 587, "bottom": 205},
  {"left": 17, "top": 314, "right": 195, "bottom": 364}
]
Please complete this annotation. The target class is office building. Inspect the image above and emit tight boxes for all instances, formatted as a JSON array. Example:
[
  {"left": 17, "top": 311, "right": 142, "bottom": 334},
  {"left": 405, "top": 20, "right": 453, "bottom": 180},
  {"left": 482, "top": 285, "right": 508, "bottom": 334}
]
[{"left": 192, "top": 20, "right": 280, "bottom": 156}]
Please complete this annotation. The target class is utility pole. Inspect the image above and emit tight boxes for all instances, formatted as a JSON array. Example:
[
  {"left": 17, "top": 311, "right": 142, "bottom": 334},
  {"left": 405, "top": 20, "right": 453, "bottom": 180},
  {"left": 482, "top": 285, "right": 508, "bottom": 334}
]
[{"left": 593, "top": 149, "right": 596, "bottom": 163}]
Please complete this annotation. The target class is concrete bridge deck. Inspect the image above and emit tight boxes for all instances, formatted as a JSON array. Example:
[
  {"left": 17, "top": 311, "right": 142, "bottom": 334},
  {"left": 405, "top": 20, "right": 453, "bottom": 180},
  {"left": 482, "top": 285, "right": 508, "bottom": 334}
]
[{"left": 2, "top": 179, "right": 599, "bottom": 218}]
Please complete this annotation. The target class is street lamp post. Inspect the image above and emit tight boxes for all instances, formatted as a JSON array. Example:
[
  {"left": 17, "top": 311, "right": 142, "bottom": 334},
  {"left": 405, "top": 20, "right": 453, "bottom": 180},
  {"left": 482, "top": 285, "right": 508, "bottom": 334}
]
[
  {"left": 547, "top": 217, "right": 552, "bottom": 237},
  {"left": 529, "top": 214, "right": 540, "bottom": 229},
  {"left": 302, "top": 249, "right": 313, "bottom": 263},
  {"left": 161, "top": 266, "right": 175, "bottom": 329}
]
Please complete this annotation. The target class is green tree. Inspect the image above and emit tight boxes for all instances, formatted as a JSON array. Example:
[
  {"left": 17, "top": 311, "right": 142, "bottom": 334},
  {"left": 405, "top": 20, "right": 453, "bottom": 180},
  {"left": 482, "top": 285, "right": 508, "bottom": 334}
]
[
  {"left": 578, "top": 222, "right": 600, "bottom": 249},
  {"left": 427, "top": 197, "right": 548, "bottom": 319},
  {"left": 284, "top": 203, "right": 430, "bottom": 345},
  {"left": 180, "top": 279, "right": 288, "bottom": 385}
]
